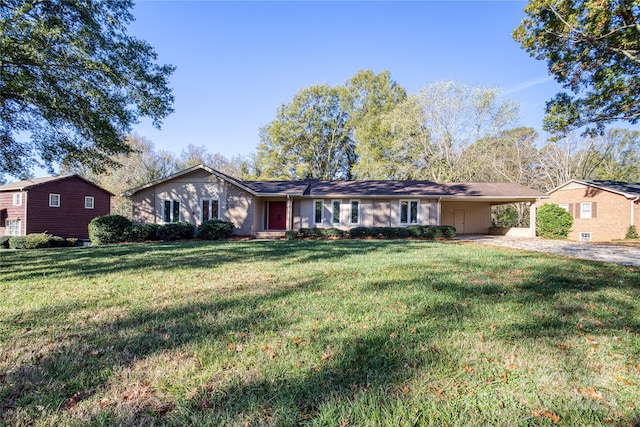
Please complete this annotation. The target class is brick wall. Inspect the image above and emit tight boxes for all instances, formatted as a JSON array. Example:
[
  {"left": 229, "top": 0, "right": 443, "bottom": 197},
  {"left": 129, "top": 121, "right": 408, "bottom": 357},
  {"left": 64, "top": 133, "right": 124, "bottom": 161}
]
[{"left": 546, "top": 184, "right": 634, "bottom": 242}]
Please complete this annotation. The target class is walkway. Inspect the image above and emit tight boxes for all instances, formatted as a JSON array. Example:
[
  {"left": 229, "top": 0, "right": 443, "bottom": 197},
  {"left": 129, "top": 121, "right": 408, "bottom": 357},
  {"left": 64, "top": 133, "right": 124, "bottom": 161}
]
[{"left": 456, "top": 235, "right": 640, "bottom": 267}]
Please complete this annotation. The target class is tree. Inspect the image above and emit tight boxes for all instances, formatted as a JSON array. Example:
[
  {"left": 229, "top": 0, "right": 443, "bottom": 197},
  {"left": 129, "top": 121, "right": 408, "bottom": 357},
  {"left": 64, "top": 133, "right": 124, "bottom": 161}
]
[
  {"left": 413, "top": 81, "right": 519, "bottom": 181},
  {"left": 62, "top": 135, "right": 179, "bottom": 217},
  {"left": 177, "top": 144, "right": 248, "bottom": 178},
  {"left": 256, "top": 84, "right": 354, "bottom": 180},
  {"left": 513, "top": 0, "right": 640, "bottom": 134},
  {"left": 347, "top": 70, "right": 407, "bottom": 179},
  {"left": 592, "top": 128, "right": 640, "bottom": 181},
  {"left": 1, "top": 0, "right": 175, "bottom": 180}
]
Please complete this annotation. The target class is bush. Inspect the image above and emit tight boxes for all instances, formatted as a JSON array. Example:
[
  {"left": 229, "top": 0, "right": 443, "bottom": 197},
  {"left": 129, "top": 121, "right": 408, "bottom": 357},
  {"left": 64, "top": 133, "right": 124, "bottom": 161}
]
[
  {"left": 439, "top": 225, "right": 456, "bottom": 238},
  {"left": 0, "top": 236, "right": 10, "bottom": 249},
  {"left": 157, "top": 222, "right": 195, "bottom": 241},
  {"left": 8, "top": 236, "right": 27, "bottom": 249},
  {"left": 123, "top": 224, "right": 161, "bottom": 242},
  {"left": 285, "top": 230, "right": 299, "bottom": 240},
  {"left": 536, "top": 204, "right": 573, "bottom": 239},
  {"left": 23, "top": 233, "right": 53, "bottom": 249},
  {"left": 626, "top": 225, "right": 639, "bottom": 239},
  {"left": 323, "top": 228, "right": 345, "bottom": 237},
  {"left": 48, "top": 236, "right": 67, "bottom": 247},
  {"left": 89, "top": 215, "right": 132, "bottom": 245},
  {"left": 349, "top": 227, "right": 370, "bottom": 238},
  {"left": 197, "top": 219, "right": 234, "bottom": 240}
]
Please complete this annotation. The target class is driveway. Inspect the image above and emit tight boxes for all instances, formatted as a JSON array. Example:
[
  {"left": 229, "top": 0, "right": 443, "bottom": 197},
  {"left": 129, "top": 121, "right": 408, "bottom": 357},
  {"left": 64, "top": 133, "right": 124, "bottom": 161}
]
[{"left": 456, "top": 235, "right": 640, "bottom": 267}]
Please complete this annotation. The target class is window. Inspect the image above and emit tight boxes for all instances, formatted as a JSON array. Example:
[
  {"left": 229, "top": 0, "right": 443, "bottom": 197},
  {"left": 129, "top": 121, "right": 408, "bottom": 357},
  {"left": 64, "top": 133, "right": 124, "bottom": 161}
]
[
  {"left": 558, "top": 203, "right": 569, "bottom": 212},
  {"left": 400, "top": 200, "right": 419, "bottom": 224},
  {"left": 163, "top": 200, "right": 180, "bottom": 223},
  {"left": 49, "top": 194, "right": 60, "bottom": 207},
  {"left": 313, "top": 200, "right": 323, "bottom": 225},
  {"left": 13, "top": 193, "right": 22, "bottom": 206},
  {"left": 84, "top": 196, "right": 94, "bottom": 209},
  {"left": 331, "top": 200, "right": 341, "bottom": 224},
  {"left": 350, "top": 200, "right": 360, "bottom": 225},
  {"left": 6, "top": 220, "right": 20, "bottom": 236},
  {"left": 202, "top": 199, "right": 219, "bottom": 222},
  {"left": 580, "top": 232, "right": 592, "bottom": 242},
  {"left": 581, "top": 202, "right": 592, "bottom": 219}
]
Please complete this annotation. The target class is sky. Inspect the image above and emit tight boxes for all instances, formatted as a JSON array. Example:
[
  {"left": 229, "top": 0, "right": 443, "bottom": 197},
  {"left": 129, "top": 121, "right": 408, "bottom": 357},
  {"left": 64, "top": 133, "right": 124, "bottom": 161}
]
[{"left": 129, "top": 0, "right": 564, "bottom": 161}]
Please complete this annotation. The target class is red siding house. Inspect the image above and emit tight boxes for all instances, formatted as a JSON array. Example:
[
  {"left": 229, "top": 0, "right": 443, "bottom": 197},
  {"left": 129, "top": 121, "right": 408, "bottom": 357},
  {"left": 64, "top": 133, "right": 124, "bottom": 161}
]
[{"left": 0, "top": 175, "right": 112, "bottom": 239}]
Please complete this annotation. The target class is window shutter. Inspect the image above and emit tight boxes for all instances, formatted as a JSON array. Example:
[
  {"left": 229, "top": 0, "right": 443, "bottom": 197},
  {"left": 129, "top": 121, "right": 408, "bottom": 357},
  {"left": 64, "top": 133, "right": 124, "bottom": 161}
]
[
  {"left": 592, "top": 202, "right": 597, "bottom": 218},
  {"left": 575, "top": 203, "right": 581, "bottom": 218},
  {"left": 568, "top": 203, "right": 574, "bottom": 217}
]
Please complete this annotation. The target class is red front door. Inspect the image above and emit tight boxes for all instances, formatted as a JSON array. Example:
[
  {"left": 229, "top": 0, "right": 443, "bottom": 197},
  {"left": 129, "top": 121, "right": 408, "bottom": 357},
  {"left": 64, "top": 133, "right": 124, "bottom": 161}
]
[{"left": 268, "top": 201, "right": 287, "bottom": 230}]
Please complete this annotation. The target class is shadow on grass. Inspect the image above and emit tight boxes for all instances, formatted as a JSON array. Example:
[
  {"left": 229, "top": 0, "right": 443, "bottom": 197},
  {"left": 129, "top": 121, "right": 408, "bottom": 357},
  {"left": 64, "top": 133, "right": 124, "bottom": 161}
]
[
  {"left": 0, "top": 240, "right": 432, "bottom": 282},
  {"left": 1, "top": 240, "right": 639, "bottom": 425}
]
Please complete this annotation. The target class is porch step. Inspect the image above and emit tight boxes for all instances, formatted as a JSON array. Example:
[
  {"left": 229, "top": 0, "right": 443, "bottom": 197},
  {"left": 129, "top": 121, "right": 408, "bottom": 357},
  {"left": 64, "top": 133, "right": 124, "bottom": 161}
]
[{"left": 254, "top": 231, "right": 285, "bottom": 239}]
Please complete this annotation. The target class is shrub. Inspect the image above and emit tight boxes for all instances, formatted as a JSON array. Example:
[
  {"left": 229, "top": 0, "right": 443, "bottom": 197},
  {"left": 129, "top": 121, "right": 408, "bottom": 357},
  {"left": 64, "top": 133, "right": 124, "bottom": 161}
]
[
  {"left": 48, "top": 236, "right": 67, "bottom": 247},
  {"left": 626, "top": 225, "right": 639, "bottom": 239},
  {"left": 66, "top": 238, "right": 79, "bottom": 247},
  {"left": 23, "top": 233, "right": 53, "bottom": 249},
  {"left": 323, "top": 228, "right": 345, "bottom": 237},
  {"left": 406, "top": 225, "right": 423, "bottom": 237},
  {"left": 197, "top": 219, "right": 234, "bottom": 240},
  {"left": 536, "top": 204, "right": 573, "bottom": 239},
  {"left": 439, "top": 225, "right": 456, "bottom": 238},
  {"left": 157, "top": 222, "right": 195, "bottom": 241},
  {"left": 285, "top": 230, "right": 299, "bottom": 240},
  {"left": 89, "top": 215, "right": 132, "bottom": 245},
  {"left": 0, "top": 236, "right": 10, "bottom": 249},
  {"left": 8, "top": 236, "right": 27, "bottom": 249},
  {"left": 349, "top": 227, "right": 370, "bottom": 238},
  {"left": 123, "top": 224, "right": 161, "bottom": 242}
]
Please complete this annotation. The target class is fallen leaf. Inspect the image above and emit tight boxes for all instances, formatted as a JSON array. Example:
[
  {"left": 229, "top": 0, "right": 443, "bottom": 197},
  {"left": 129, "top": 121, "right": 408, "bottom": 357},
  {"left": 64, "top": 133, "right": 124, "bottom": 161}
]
[
  {"left": 463, "top": 365, "right": 473, "bottom": 374},
  {"left": 402, "top": 386, "right": 410, "bottom": 393},
  {"left": 321, "top": 352, "right": 333, "bottom": 361},
  {"left": 585, "top": 337, "right": 598, "bottom": 346},
  {"left": 186, "top": 388, "right": 198, "bottom": 400},
  {"left": 579, "top": 386, "right": 603, "bottom": 401}
]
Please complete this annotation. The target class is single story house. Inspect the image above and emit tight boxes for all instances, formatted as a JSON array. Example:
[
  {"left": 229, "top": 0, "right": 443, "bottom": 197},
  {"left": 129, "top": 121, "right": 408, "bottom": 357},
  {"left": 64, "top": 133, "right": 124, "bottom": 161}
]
[
  {"left": 545, "top": 179, "right": 640, "bottom": 242},
  {"left": 0, "top": 174, "right": 113, "bottom": 239},
  {"left": 123, "top": 165, "right": 547, "bottom": 237}
]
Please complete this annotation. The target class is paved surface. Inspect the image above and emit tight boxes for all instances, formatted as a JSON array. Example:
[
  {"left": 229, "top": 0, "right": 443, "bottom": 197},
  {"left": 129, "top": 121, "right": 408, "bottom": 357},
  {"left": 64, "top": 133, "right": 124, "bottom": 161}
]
[{"left": 456, "top": 235, "right": 640, "bottom": 267}]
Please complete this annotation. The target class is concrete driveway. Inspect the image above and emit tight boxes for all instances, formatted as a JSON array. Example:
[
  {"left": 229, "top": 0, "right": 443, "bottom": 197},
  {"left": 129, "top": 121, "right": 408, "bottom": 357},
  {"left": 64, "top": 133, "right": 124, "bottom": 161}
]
[{"left": 456, "top": 235, "right": 640, "bottom": 267}]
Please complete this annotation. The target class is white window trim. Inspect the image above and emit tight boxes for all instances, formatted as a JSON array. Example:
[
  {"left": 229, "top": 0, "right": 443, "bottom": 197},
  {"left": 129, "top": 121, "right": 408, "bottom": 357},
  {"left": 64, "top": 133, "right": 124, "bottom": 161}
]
[
  {"left": 13, "top": 193, "right": 22, "bottom": 206},
  {"left": 581, "top": 202, "right": 592, "bottom": 219},
  {"left": 580, "top": 232, "right": 592, "bottom": 242},
  {"left": 313, "top": 199, "right": 324, "bottom": 225},
  {"left": 162, "top": 199, "right": 181, "bottom": 224},
  {"left": 558, "top": 203, "right": 569, "bottom": 212},
  {"left": 200, "top": 198, "right": 220, "bottom": 223},
  {"left": 5, "top": 219, "right": 21, "bottom": 236},
  {"left": 350, "top": 199, "right": 361, "bottom": 225},
  {"left": 399, "top": 199, "right": 419, "bottom": 225},
  {"left": 84, "top": 196, "right": 94, "bottom": 209},
  {"left": 49, "top": 193, "right": 60, "bottom": 207},
  {"left": 331, "top": 200, "right": 342, "bottom": 225}
]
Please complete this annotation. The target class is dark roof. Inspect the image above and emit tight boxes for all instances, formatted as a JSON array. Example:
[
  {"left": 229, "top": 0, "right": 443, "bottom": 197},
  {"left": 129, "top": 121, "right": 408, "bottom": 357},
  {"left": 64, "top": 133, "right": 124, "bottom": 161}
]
[
  {"left": 243, "top": 179, "right": 546, "bottom": 199},
  {"left": 304, "top": 180, "right": 448, "bottom": 197},
  {"left": 242, "top": 180, "right": 309, "bottom": 195},
  {"left": 0, "top": 174, "right": 114, "bottom": 195},
  {"left": 576, "top": 180, "right": 640, "bottom": 198}
]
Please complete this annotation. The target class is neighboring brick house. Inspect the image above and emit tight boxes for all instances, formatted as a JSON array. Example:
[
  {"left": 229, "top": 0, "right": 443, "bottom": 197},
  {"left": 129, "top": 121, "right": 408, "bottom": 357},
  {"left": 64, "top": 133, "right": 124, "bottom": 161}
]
[
  {"left": 0, "top": 175, "right": 113, "bottom": 239},
  {"left": 123, "top": 164, "right": 548, "bottom": 237},
  {"left": 545, "top": 179, "right": 640, "bottom": 242}
]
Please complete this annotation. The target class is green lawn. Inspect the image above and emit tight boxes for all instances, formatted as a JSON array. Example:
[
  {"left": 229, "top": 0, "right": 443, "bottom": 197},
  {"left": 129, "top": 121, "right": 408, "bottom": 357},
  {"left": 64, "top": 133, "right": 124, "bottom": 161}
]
[{"left": 1, "top": 240, "right": 639, "bottom": 426}]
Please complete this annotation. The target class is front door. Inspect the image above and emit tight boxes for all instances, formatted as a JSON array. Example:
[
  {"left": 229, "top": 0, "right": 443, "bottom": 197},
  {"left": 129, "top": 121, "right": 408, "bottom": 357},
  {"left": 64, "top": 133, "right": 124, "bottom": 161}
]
[
  {"left": 453, "top": 209, "right": 465, "bottom": 234},
  {"left": 268, "top": 201, "right": 287, "bottom": 230}
]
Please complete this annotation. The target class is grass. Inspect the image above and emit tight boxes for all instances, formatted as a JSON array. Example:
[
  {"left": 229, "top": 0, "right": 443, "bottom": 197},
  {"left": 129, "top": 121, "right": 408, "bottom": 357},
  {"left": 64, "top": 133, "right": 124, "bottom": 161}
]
[{"left": 1, "top": 239, "right": 639, "bottom": 426}]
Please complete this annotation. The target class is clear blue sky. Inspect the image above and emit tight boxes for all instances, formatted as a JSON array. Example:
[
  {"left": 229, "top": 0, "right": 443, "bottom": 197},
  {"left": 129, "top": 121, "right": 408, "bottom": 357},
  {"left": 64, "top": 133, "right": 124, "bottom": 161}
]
[{"left": 130, "top": 0, "right": 562, "bottom": 160}]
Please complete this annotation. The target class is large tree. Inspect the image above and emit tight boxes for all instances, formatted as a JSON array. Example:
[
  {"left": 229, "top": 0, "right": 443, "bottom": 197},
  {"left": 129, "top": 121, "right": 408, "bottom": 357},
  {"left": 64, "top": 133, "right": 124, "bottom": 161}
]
[
  {"left": 347, "top": 70, "right": 407, "bottom": 179},
  {"left": 513, "top": 0, "right": 640, "bottom": 134},
  {"left": 1, "top": 0, "right": 175, "bottom": 179},
  {"left": 256, "top": 84, "right": 354, "bottom": 180}
]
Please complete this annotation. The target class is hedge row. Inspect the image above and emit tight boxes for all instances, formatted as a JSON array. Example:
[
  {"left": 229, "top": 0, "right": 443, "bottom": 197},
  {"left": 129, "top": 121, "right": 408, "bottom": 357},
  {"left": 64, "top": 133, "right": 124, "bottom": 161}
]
[
  {"left": 289, "top": 225, "right": 456, "bottom": 240},
  {"left": 88, "top": 215, "right": 235, "bottom": 245},
  {"left": 1, "top": 233, "right": 78, "bottom": 250}
]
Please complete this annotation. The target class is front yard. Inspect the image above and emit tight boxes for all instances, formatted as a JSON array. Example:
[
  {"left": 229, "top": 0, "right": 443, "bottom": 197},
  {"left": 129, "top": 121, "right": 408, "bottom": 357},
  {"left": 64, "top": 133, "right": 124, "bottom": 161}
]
[{"left": 1, "top": 240, "right": 639, "bottom": 426}]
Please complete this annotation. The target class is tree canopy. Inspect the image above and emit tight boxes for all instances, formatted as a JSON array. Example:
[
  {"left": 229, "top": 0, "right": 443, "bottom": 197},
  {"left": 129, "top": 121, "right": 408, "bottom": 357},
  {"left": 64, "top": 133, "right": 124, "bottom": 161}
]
[
  {"left": 513, "top": 0, "right": 640, "bottom": 134},
  {"left": 0, "top": 0, "right": 175, "bottom": 179}
]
